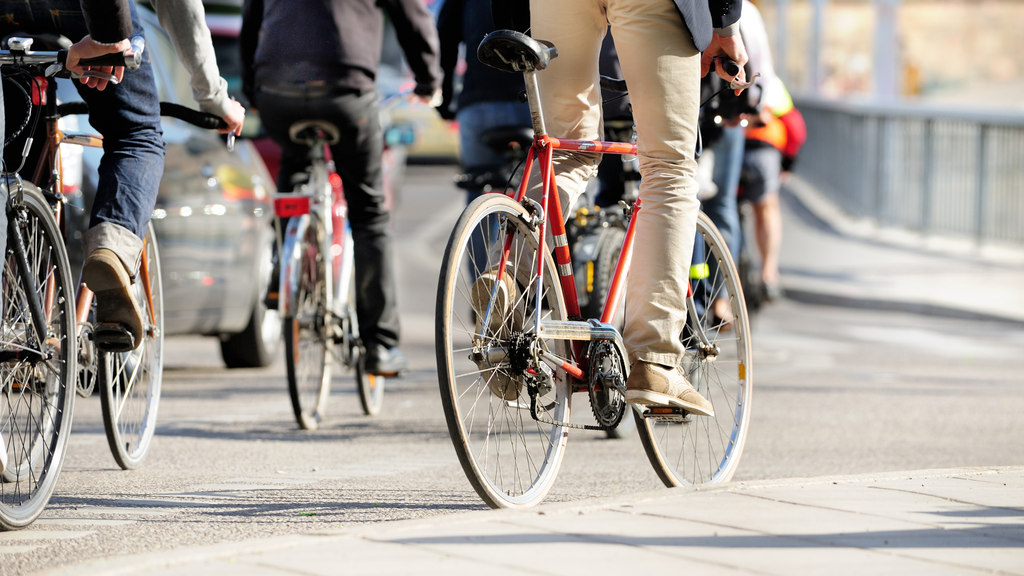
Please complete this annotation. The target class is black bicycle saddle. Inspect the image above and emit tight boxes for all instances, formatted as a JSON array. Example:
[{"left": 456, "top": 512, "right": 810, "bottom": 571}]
[
  {"left": 480, "top": 125, "right": 534, "bottom": 152},
  {"left": 288, "top": 120, "right": 341, "bottom": 145},
  {"left": 477, "top": 30, "right": 558, "bottom": 74}
]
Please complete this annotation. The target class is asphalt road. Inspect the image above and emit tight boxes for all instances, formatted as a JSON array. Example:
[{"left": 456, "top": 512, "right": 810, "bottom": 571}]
[{"left": 5, "top": 165, "right": 1024, "bottom": 576}]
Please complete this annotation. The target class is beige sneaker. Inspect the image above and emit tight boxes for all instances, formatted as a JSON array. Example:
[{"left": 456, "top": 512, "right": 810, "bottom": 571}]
[
  {"left": 470, "top": 266, "right": 522, "bottom": 336},
  {"left": 471, "top": 267, "right": 523, "bottom": 400},
  {"left": 83, "top": 248, "right": 144, "bottom": 351},
  {"left": 624, "top": 361, "right": 714, "bottom": 417}
]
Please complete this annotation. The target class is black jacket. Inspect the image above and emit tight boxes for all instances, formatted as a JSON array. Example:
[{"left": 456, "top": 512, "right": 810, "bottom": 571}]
[
  {"left": 437, "top": 0, "right": 524, "bottom": 118},
  {"left": 240, "top": 0, "right": 441, "bottom": 102},
  {"left": 80, "top": 0, "right": 133, "bottom": 43}
]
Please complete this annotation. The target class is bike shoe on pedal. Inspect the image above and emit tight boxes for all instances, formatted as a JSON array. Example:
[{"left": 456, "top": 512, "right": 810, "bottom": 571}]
[
  {"left": 624, "top": 361, "right": 714, "bottom": 417},
  {"left": 470, "top": 266, "right": 523, "bottom": 336},
  {"left": 364, "top": 344, "right": 408, "bottom": 377},
  {"left": 83, "top": 248, "right": 143, "bottom": 352}
]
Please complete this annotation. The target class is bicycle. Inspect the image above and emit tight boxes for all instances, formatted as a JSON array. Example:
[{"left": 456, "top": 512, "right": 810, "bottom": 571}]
[
  {"left": 0, "top": 35, "right": 233, "bottom": 528},
  {"left": 275, "top": 93, "right": 414, "bottom": 429},
  {"left": 435, "top": 30, "right": 754, "bottom": 508}
]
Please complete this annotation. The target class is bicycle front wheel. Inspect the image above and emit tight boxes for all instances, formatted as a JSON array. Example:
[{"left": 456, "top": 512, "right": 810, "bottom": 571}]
[
  {"left": 636, "top": 211, "right": 753, "bottom": 486},
  {"left": 284, "top": 216, "right": 331, "bottom": 430},
  {"left": 100, "top": 222, "right": 163, "bottom": 470},
  {"left": 436, "top": 194, "right": 570, "bottom": 509},
  {"left": 1, "top": 186, "right": 77, "bottom": 529}
]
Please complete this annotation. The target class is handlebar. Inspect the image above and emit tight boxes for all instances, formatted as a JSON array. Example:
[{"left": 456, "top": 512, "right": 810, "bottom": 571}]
[
  {"left": 56, "top": 101, "right": 234, "bottom": 150},
  {"left": 76, "top": 50, "right": 141, "bottom": 70}
]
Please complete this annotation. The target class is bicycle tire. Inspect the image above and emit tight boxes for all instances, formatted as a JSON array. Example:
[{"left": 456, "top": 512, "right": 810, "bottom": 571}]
[
  {"left": 436, "top": 194, "right": 570, "bottom": 509},
  {"left": 0, "top": 184, "right": 77, "bottom": 530},
  {"left": 636, "top": 211, "right": 753, "bottom": 487},
  {"left": 284, "top": 215, "right": 331, "bottom": 430},
  {"left": 99, "top": 222, "right": 163, "bottom": 470}
]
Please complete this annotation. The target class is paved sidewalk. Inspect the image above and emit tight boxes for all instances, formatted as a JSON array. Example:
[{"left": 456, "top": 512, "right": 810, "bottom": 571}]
[
  {"left": 38, "top": 467, "right": 1024, "bottom": 575},
  {"left": 781, "top": 175, "right": 1024, "bottom": 324}
]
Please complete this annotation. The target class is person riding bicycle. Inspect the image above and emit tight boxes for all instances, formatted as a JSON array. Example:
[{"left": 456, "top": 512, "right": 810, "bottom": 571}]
[
  {"left": 490, "top": 0, "right": 748, "bottom": 416},
  {"left": 437, "top": 0, "right": 532, "bottom": 205},
  {"left": 240, "top": 0, "right": 441, "bottom": 376},
  {"left": 0, "top": 0, "right": 169, "bottom": 357}
]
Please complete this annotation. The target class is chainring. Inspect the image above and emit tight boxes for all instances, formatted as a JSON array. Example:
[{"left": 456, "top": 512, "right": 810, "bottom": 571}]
[{"left": 587, "top": 340, "right": 627, "bottom": 429}]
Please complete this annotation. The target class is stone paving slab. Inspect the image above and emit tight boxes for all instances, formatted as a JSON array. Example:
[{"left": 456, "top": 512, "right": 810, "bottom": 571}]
[{"left": 35, "top": 467, "right": 1024, "bottom": 576}]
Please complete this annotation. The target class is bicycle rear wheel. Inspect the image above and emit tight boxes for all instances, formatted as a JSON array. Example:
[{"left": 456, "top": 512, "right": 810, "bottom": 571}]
[
  {"left": 284, "top": 216, "right": 331, "bottom": 430},
  {"left": 100, "top": 223, "right": 163, "bottom": 470},
  {"left": 436, "top": 194, "right": 570, "bottom": 509},
  {"left": 636, "top": 212, "right": 752, "bottom": 486},
  {"left": 1, "top": 186, "right": 77, "bottom": 529}
]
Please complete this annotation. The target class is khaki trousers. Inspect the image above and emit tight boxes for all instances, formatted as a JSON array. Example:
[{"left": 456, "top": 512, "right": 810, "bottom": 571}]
[{"left": 530, "top": 0, "right": 701, "bottom": 366}]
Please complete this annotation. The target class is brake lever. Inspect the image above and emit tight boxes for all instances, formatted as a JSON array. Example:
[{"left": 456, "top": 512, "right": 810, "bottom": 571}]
[
  {"left": 70, "top": 70, "right": 119, "bottom": 85},
  {"left": 729, "top": 72, "right": 760, "bottom": 92},
  {"left": 226, "top": 132, "right": 236, "bottom": 152}
]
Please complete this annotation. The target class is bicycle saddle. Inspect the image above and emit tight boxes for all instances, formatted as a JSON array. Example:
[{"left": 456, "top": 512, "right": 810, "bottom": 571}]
[
  {"left": 288, "top": 120, "right": 341, "bottom": 145},
  {"left": 477, "top": 30, "right": 558, "bottom": 74},
  {"left": 480, "top": 125, "right": 534, "bottom": 152}
]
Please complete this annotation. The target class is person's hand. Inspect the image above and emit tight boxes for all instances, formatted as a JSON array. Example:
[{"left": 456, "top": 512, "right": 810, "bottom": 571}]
[
  {"left": 700, "top": 31, "right": 748, "bottom": 94},
  {"left": 66, "top": 35, "right": 132, "bottom": 91},
  {"left": 414, "top": 87, "right": 443, "bottom": 107},
  {"left": 220, "top": 99, "right": 245, "bottom": 136}
]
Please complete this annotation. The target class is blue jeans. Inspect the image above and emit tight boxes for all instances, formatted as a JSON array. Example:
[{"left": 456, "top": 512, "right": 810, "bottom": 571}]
[
  {"left": 1, "top": 0, "right": 165, "bottom": 270},
  {"left": 457, "top": 100, "right": 532, "bottom": 203},
  {"left": 456, "top": 101, "right": 532, "bottom": 278},
  {"left": 699, "top": 125, "right": 743, "bottom": 261}
]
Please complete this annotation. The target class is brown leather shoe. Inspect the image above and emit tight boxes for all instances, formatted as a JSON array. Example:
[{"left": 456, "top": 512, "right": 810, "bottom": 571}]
[
  {"left": 83, "top": 248, "right": 144, "bottom": 351},
  {"left": 624, "top": 361, "right": 714, "bottom": 417}
]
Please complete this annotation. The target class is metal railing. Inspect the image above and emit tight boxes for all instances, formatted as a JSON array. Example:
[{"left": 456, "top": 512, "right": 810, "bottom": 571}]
[{"left": 793, "top": 97, "right": 1024, "bottom": 245}]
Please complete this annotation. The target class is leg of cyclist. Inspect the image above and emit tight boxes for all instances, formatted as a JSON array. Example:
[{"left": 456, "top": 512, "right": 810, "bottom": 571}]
[
  {"left": 700, "top": 124, "right": 744, "bottom": 324},
  {"left": 531, "top": 0, "right": 713, "bottom": 416},
  {"left": 741, "top": 144, "right": 784, "bottom": 299},
  {"left": 71, "top": 3, "right": 165, "bottom": 351}
]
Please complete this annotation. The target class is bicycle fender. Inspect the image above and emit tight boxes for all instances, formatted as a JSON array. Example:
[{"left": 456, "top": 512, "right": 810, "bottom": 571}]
[{"left": 278, "top": 214, "right": 311, "bottom": 319}]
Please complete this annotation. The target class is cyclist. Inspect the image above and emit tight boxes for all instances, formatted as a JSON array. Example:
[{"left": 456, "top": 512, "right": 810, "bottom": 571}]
[
  {"left": 490, "top": 0, "right": 748, "bottom": 416},
  {"left": 740, "top": 76, "right": 806, "bottom": 301},
  {"left": 0, "top": 0, "right": 164, "bottom": 356},
  {"left": 240, "top": 0, "right": 441, "bottom": 376},
  {"left": 437, "top": 0, "right": 531, "bottom": 205}
]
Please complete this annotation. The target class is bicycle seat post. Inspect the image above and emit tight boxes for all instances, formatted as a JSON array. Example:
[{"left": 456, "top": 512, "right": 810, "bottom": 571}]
[{"left": 523, "top": 70, "right": 547, "bottom": 138}]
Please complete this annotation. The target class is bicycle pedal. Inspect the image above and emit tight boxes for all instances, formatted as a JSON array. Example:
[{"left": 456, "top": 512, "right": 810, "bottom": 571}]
[
  {"left": 264, "top": 291, "right": 279, "bottom": 310},
  {"left": 94, "top": 323, "right": 135, "bottom": 353},
  {"left": 640, "top": 406, "right": 691, "bottom": 424},
  {"left": 371, "top": 368, "right": 406, "bottom": 378}
]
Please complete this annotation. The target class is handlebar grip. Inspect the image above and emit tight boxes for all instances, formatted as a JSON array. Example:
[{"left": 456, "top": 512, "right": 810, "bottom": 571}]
[
  {"left": 159, "top": 102, "right": 228, "bottom": 130},
  {"left": 77, "top": 50, "right": 142, "bottom": 70},
  {"left": 715, "top": 58, "right": 741, "bottom": 78},
  {"left": 599, "top": 75, "right": 628, "bottom": 93},
  {"left": 56, "top": 101, "right": 89, "bottom": 118}
]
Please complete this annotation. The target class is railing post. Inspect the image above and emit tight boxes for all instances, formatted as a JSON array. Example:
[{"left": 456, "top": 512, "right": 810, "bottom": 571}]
[
  {"left": 875, "top": 116, "right": 887, "bottom": 222},
  {"left": 921, "top": 119, "right": 933, "bottom": 233},
  {"left": 975, "top": 124, "right": 989, "bottom": 242}
]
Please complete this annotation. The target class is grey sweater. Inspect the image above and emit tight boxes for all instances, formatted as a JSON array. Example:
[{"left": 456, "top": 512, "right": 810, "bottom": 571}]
[{"left": 148, "top": 0, "right": 232, "bottom": 117}]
